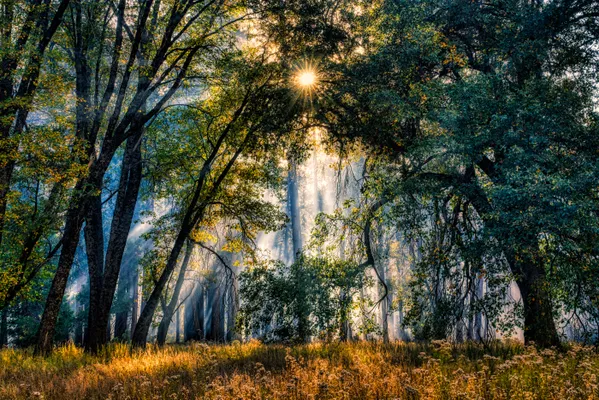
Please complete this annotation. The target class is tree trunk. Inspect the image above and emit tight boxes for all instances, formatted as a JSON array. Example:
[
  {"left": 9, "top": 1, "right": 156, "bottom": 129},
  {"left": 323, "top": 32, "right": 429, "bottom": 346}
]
[
  {"left": 379, "top": 261, "right": 389, "bottom": 343},
  {"left": 225, "top": 276, "right": 239, "bottom": 342},
  {"left": 185, "top": 285, "right": 205, "bottom": 341},
  {"left": 74, "top": 300, "right": 84, "bottom": 346},
  {"left": 1, "top": 308, "right": 7, "bottom": 347},
  {"left": 131, "top": 232, "right": 188, "bottom": 347},
  {"left": 157, "top": 241, "right": 193, "bottom": 345},
  {"left": 474, "top": 277, "right": 484, "bottom": 341},
  {"left": 288, "top": 161, "right": 302, "bottom": 260},
  {"left": 204, "top": 282, "right": 216, "bottom": 341},
  {"left": 131, "top": 265, "right": 139, "bottom": 334},
  {"left": 511, "top": 252, "right": 560, "bottom": 347},
  {"left": 176, "top": 309, "right": 181, "bottom": 343},
  {"left": 85, "top": 132, "right": 143, "bottom": 353},
  {"left": 35, "top": 187, "right": 89, "bottom": 355},
  {"left": 114, "top": 261, "right": 132, "bottom": 340},
  {"left": 210, "top": 285, "right": 225, "bottom": 342},
  {"left": 114, "top": 310, "right": 129, "bottom": 340},
  {"left": 83, "top": 194, "right": 106, "bottom": 352}
]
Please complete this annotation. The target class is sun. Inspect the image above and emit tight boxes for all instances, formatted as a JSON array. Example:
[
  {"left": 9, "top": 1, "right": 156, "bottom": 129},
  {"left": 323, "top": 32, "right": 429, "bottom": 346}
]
[{"left": 296, "top": 70, "right": 317, "bottom": 88}]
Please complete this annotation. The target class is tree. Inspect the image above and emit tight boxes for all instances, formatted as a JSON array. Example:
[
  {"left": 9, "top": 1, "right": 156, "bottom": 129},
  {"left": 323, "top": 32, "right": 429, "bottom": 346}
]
[
  {"left": 131, "top": 51, "right": 293, "bottom": 347},
  {"left": 319, "top": 0, "right": 599, "bottom": 346},
  {"left": 36, "top": 0, "right": 243, "bottom": 354},
  {"left": 0, "top": 0, "right": 70, "bottom": 247}
]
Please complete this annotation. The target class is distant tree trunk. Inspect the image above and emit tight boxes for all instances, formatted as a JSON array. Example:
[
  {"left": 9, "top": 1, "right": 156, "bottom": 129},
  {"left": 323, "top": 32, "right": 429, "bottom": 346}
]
[
  {"left": 210, "top": 285, "right": 225, "bottom": 342},
  {"left": 114, "top": 272, "right": 130, "bottom": 340},
  {"left": 106, "top": 318, "right": 112, "bottom": 342},
  {"left": 114, "top": 310, "right": 128, "bottom": 340},
  {"left": 226, "top": 274, "right": 239, "bottom": 342},
  {"left": 397, "top": 300, "right": 407, "bottom": 341},
  {"left": 339, "top": 225, "right": 351, "bottom": 342},
  {"left": 288, "top": 161, "right": 302, "bottom": 260},
  {"left": 379, "top": 261, "right": 389, "bottom": 343},
  {"left": 185, "top": 285, "right": 205, "bottom": 341},
  {"left": 157, "top": 241, "right": 193, "bottom": 345},
  {"left": 131, "top": 266, "right": 139, "bottom": 334},
  {"left": 339, "top": 290, "right": 351, "bottom": 342},
  {"left": 195, "top": 286, "right": 205, "bottom": 340},
  {"left": 474, "top": 277, "right": 484, "bottom": 341},
  {"left": 74, "top": 301, "right": 84, "bottom": 346},
  {"left": 387, "top": 281, "right": 394, "bottom": 341},
  {"left": 1, "top": 308, "right": 7, "bottom": 346},
  {"left": 205, "top": 282, "right": 216, "bottom": 341},
  {"left": 176, "top": 309, "right": 181, "bottom": 343}
]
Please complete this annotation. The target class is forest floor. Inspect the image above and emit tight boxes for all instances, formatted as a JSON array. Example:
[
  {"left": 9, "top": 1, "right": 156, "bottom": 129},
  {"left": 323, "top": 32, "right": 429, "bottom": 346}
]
[{"left": 0, "top": 340, "right": 598, "bottom": 400}]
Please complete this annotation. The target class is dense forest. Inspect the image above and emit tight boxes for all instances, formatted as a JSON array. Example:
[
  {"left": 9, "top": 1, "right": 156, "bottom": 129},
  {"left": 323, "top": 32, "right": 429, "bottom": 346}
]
[{"left": 1, "top": 0, "right": 599, "bottom": 396}]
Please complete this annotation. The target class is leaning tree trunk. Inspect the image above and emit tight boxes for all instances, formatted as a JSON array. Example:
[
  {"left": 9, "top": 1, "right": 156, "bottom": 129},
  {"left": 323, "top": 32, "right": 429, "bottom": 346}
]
[
  {"left": 35, "top": 179, "right": 91, "bottom": 355},
  {"left": 156, "top": 241, "right": 193, "bottom": 345},
  {"left": 131, "top": 231, "right": 189, "bottom": 347}
]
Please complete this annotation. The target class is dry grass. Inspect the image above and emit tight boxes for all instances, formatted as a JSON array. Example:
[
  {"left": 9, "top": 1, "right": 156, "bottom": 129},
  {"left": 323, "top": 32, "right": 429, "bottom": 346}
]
[{"left": 0, "top": 339, "right": 598, "bottom": 399}]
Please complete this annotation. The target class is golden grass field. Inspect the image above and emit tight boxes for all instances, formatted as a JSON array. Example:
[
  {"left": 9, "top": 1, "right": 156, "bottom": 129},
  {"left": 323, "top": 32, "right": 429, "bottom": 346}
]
[{"left": 0, "top": 340, "right": 598, "bottom": 399}]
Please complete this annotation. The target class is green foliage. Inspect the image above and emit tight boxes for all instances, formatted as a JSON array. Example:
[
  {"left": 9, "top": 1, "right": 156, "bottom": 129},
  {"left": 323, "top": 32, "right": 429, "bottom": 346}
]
[
  {"left": 238, "top": 254, "right": 365, "bottom": 342},
  {"left": 311, "top": 0, "right": 599, "bottom": 344}
]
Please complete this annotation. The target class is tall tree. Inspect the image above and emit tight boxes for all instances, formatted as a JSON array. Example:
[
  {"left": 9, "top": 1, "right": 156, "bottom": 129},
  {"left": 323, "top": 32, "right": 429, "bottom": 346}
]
[
  {"left": 131, "top": 53, "right": 292, "bottom": 346},
  {"left": 36, "top": 0, "right": 242, "bottom": 354},
  {"left": 320, "top": 0, "right": 599, "bottom": 346}
]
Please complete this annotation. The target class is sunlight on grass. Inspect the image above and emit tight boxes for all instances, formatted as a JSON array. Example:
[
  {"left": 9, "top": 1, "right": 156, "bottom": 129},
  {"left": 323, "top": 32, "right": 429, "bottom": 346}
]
[{"left": 1, "top": 340, "right": 598, "bottom": 399}]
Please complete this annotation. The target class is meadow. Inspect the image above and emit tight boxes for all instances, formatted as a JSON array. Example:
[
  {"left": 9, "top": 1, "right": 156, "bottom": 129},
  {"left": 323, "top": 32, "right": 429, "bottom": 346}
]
[{"left": 1, "top": 340, "right": 597, "bottom": 400}]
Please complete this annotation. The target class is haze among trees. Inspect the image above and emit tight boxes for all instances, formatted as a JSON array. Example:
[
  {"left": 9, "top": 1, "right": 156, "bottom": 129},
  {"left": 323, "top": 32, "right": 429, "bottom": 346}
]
[{"left": 1, "top": 0, "right": 599, "bottom": 362}]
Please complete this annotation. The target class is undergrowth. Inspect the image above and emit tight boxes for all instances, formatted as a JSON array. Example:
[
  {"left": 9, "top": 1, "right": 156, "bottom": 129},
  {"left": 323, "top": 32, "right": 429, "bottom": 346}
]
[{"left": 0, "top": 340, "right": 597, "bottom": 399}]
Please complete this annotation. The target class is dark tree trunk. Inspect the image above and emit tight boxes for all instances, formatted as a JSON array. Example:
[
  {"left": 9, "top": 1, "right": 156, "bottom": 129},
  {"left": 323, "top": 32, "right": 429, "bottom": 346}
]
[
  {"left": 1, "top": 308, "right": 7, "bottom": 347},
  {"left": 157, "top": 241, "right": 193, "bottom": 345},
  {"left": 209, "top": 285, "right": 225, "bottom": 342},
  {"left": 106, "top": 318, "right": 112, "bottom": 342},
  {"left": 85, "top": 132, "right": 143, "bottom": 353},
  {"left": 74, "top": 301, "right": 84, "bottom": 346},
  {"left": 114, "top": 310, "right": 129, "bottom": 340},
  {"left": 185, "top": 285, "right": 205, "bottom": 341},
  {"left": 176, "top": 309, "right": 181, "bottom": 343},
  {"left": 36, "top": 187, "right": 89, "bottom": 355},
  {"left": 510, "top": 252, "right": 560, "bottom": 347},
  {"left": 456, "top": 169, "right": 560, "bottom": 347},
  {"left": 84, "top": 193, "right": 106, "bottom": 352},
  {"left": 114, "top": 261, "right": 132, "bottom": 340},
  {"left": 225, "top": 278, "right": 239, "bottom": 342}
]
